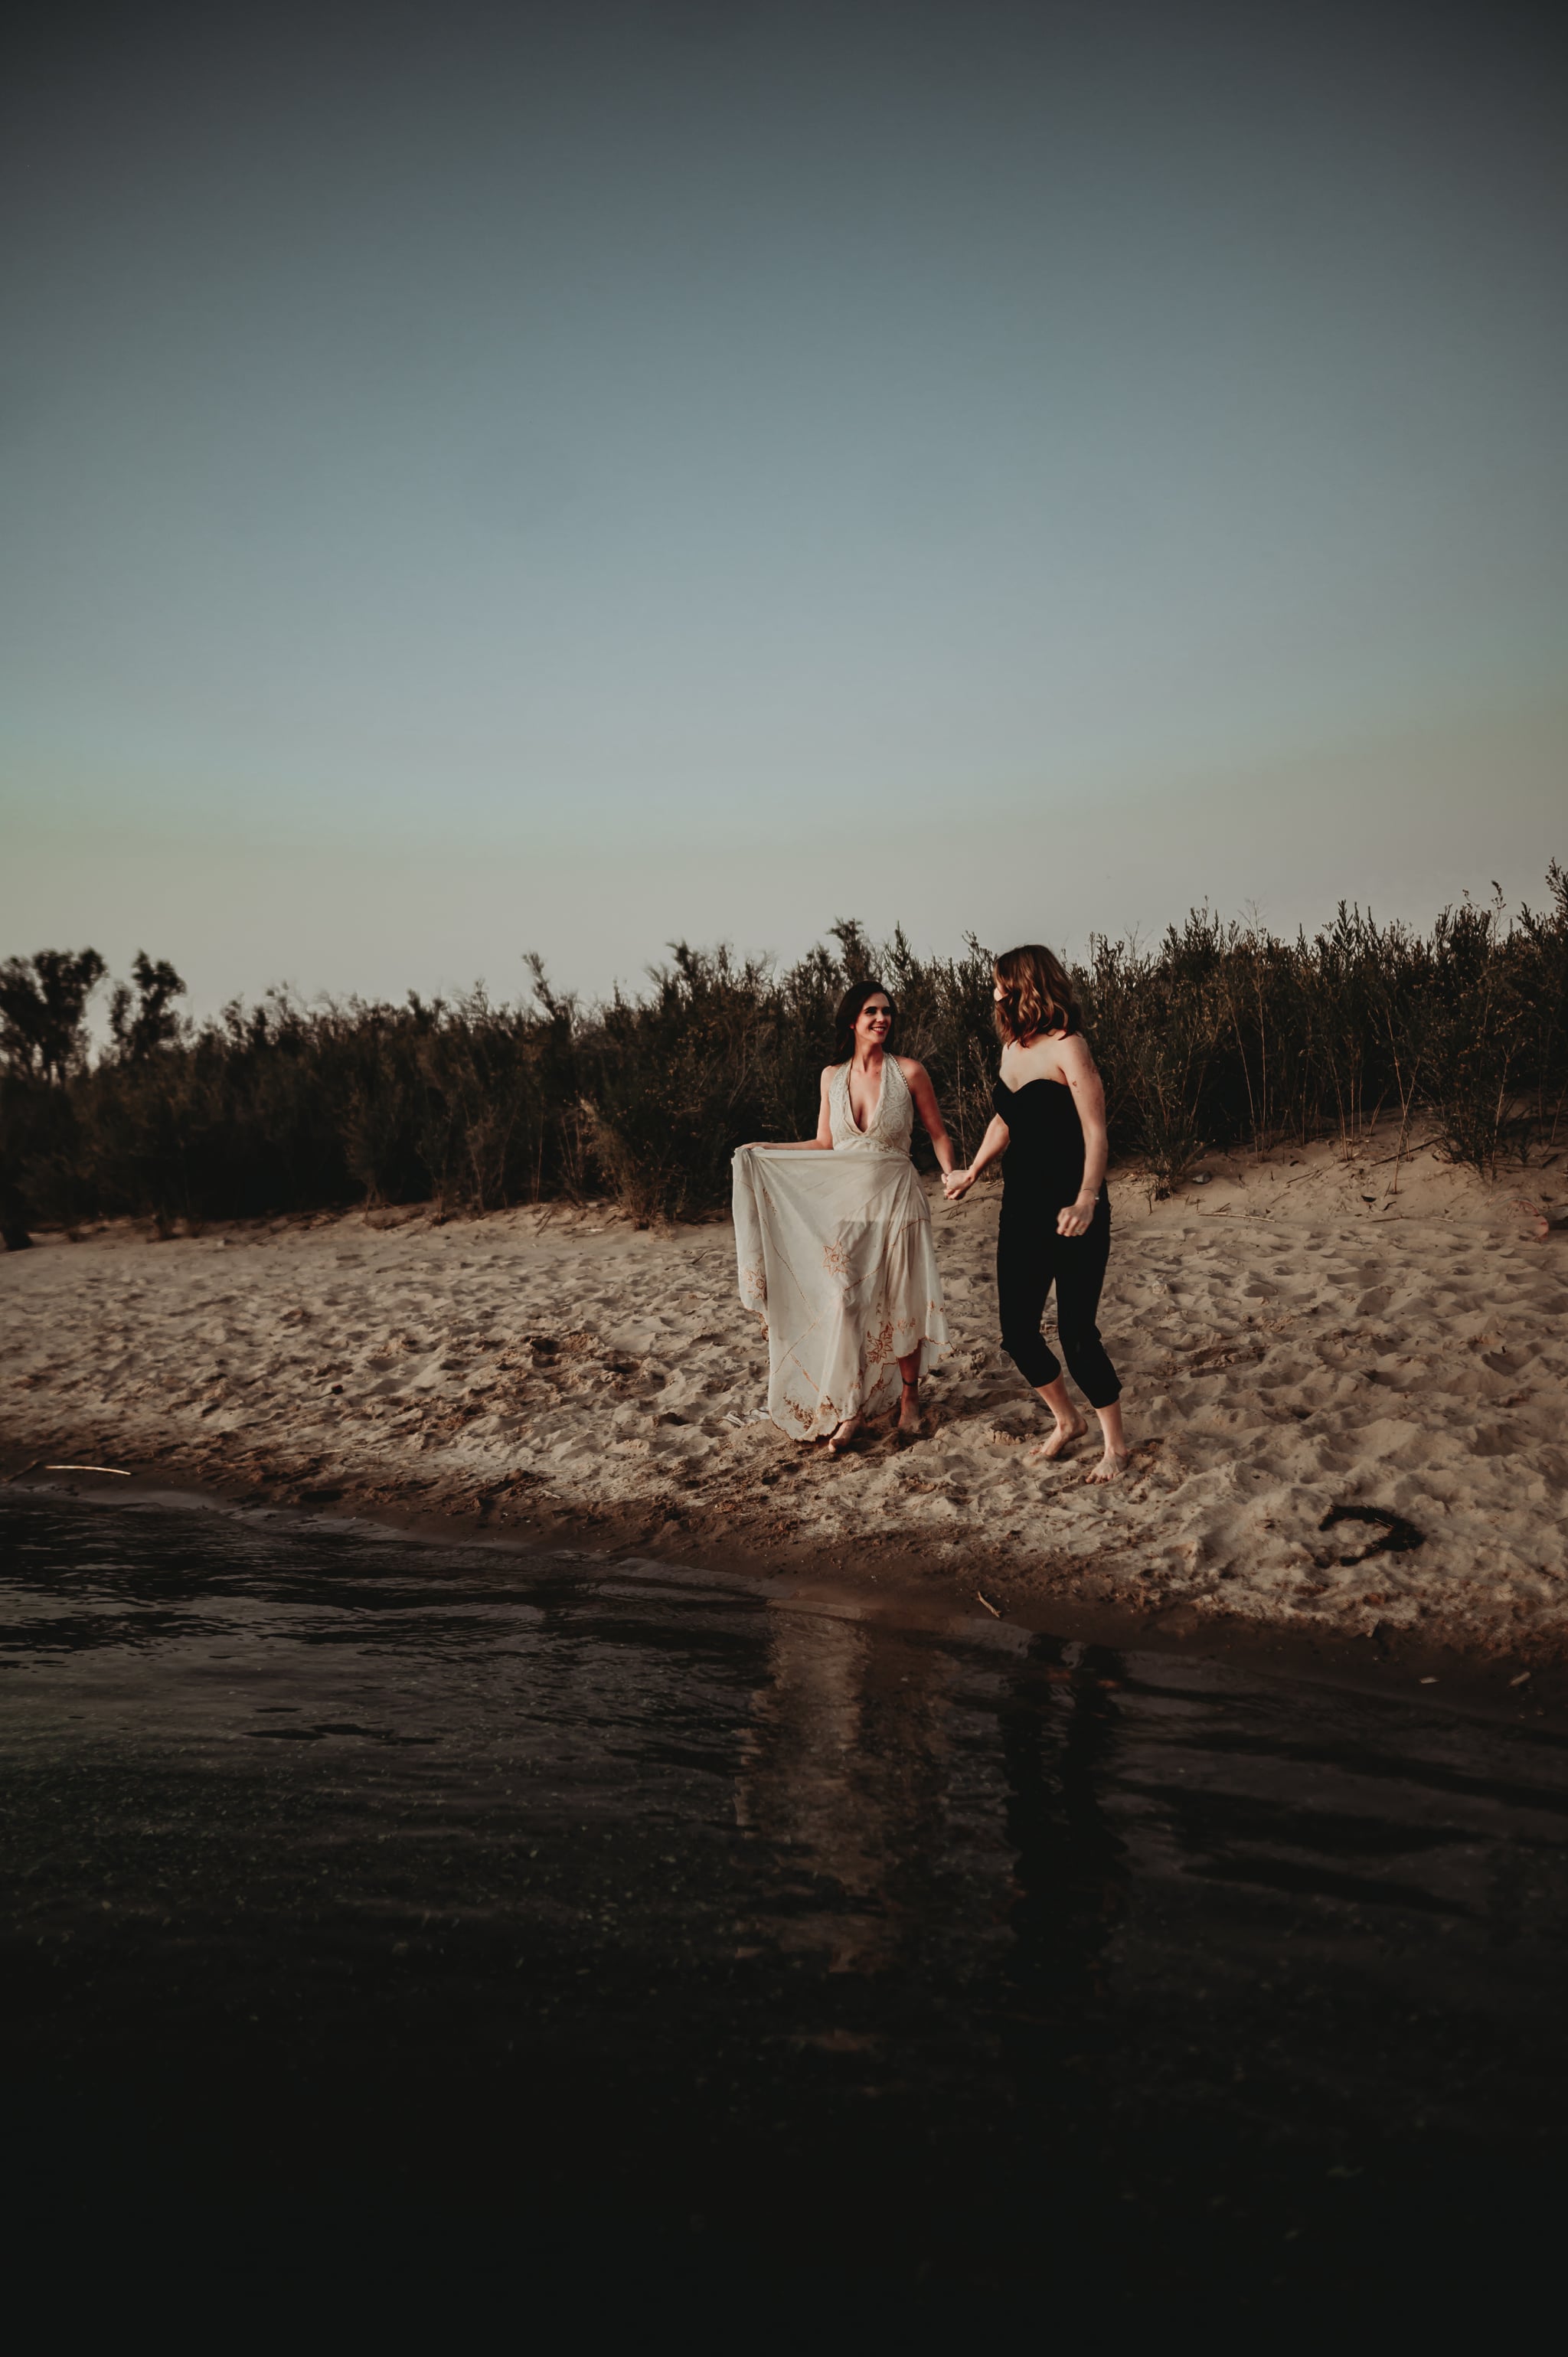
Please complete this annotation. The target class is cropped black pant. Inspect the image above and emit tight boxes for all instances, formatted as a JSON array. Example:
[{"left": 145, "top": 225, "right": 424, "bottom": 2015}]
[{"left": 996, "top": 1188, "right": 1121, "bottom": 1408}]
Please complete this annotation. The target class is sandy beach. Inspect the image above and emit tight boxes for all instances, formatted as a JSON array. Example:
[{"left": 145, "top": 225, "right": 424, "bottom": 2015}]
[{"left": 5, "top": 1122, "right": 1566, "bottom": 1658}]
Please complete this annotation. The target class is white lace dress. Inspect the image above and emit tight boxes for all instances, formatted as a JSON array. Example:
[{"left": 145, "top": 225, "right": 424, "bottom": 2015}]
[{"left": 732, "top": 1056, "right": 949, "bottom": 1439}]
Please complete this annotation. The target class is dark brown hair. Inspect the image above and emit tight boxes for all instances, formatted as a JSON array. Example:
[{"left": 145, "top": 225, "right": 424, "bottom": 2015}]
[
  {"left": 992, "top": 943, "right": 1080, "bottom": 1044},
  {"left": 834, "top": 979, "right": 896, "bottom": 1061}
]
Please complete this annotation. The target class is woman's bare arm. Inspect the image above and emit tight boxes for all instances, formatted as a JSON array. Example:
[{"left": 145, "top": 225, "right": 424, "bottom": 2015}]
[
  {"left": 942, "top": 1113, "right": 1009, "bottom": 1199},
  {"left": 900, "top": 1059, "right": 958, "bottom": 1175},
  {"left": 1057, "top": 1035, "right": 1108, "bottom": 1235}
]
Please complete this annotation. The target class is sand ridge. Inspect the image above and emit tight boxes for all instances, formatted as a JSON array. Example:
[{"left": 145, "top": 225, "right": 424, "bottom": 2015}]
[{"left": 4, "top": 1123, "right": 1566, "bottom": 1655}]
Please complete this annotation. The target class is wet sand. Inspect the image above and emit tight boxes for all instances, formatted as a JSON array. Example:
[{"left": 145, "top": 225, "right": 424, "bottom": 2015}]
[{"left": 5, "top": 1119, "right": 1566, "bottom": 1659}]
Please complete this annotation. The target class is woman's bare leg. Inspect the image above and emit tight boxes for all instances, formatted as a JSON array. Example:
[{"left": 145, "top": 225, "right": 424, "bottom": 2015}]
[
  {"left": 897, "top": 1349, "right": 923, "bottom": 1436},
  {"left": 1027, "top": 1376, "right": 1087, "bottom": 1460},
  {"left": 1083, "top": 1400, "right": 1130, "bottom": 1484}
]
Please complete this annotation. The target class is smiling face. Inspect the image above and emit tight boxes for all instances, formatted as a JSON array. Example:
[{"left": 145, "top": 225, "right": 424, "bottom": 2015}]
[{"left": 856, "top": 992, "right": 893, "bottom": 1051}]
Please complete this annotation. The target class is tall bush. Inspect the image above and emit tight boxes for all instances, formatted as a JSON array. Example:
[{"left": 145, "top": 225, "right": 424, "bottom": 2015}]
[{"left": 2, "top": 868, "right": 1563, "bottom": 1234}]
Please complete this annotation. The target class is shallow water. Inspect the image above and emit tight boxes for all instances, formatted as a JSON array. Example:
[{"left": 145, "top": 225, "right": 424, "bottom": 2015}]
[{"left": 4, "top": 1492, "right": 1567, "bottom": 2323}]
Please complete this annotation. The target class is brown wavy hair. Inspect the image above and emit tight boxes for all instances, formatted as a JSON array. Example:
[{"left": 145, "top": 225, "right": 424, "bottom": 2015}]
[
  {"left": 834, "top": 979, "right": 895, "bottom": 1061},
  {"left": 992, "top": 943, "right": 1080, "bottom": 1044}
]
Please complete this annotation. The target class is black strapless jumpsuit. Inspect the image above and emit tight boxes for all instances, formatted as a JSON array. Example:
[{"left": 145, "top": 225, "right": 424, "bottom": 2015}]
[{"left": 993, "top": 1075, "right": 1121, "bottom": 1407}]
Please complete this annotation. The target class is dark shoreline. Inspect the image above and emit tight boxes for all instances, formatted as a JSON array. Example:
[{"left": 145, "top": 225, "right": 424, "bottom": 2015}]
[{"left": 7, "top": 1440, "right": 1565, "bottom": 1728}]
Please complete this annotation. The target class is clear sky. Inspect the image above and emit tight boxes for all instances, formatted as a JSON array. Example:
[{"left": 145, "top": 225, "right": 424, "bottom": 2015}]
[{"left": 3, "top": 0, "right": 1564, "bottom": 1014}]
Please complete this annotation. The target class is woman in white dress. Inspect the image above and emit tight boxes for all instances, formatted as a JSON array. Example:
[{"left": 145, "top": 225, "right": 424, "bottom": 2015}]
[{"left": 732, "top": 982, "right": 957, "bottom": 1453}]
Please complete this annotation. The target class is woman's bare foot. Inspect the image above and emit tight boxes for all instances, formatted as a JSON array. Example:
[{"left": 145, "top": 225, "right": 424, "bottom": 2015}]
[
  {"left": 897, "top": 1382, "right": 923, "bottom": 1438},
  {"left": 1027, "top": 1413, "right": 1086, "bottom": 1463},
  {"left": 825, "top": 1417, "right": 863, "bottom": 1456},
  {"left": 1084, "top": 1447, "right": 1131, "bottom": 1486}
]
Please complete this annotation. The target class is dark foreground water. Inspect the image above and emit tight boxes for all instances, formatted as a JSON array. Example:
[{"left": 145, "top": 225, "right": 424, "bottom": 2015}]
[{"left": 4, "top": 1493, "right": 1567, "bottom": 2329}]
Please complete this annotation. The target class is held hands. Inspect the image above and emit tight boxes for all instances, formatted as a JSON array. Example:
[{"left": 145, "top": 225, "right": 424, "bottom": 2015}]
[
  {"left": 942, "top": 1166, "right": 976, "bottom": 1201},
  {"left": 1057, "top": 1189, "right": 1099, "bottom": 1238}
]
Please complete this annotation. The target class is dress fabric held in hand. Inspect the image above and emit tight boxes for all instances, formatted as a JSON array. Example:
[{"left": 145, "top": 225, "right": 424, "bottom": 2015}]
[{"left": 732, "top": 1057, "right": 949, "bottom": 1439}]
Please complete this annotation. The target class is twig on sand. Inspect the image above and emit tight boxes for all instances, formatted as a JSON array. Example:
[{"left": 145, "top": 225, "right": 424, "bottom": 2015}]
[
  {"left": 44, "top": 1464, "right": 130, "bottom": 1476},
  {"left": 975, "top": 1590, "right": 1002, "bottom": 1617}
]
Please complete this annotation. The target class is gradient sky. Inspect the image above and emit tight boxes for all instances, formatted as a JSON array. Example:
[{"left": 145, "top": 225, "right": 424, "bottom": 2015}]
[{"left": 3, "top": 0, "right": 1565, "bottom": 1015}]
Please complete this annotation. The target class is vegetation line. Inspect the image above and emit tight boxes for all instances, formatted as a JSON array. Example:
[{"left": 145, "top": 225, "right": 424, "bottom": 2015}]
[{"left": 2, "top": 871, "right": 1563, "bottom": 1240}]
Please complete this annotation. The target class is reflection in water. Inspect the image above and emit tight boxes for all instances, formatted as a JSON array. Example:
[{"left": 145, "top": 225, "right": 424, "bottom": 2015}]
[
  {"left": 1000, "top": 1646, "right": 1127, "bottom": 2024},
  {"left": 736, "top": 1607, "right": 1129, "bottom": 2020},
  {"left": 737, "top": 1607, "right": 954, "bottom": 1972}
]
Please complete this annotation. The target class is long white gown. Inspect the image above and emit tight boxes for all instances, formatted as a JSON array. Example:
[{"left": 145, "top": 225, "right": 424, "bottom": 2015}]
[{"left": 731, "top": 1055, "right": 949, "bottom": 1439}]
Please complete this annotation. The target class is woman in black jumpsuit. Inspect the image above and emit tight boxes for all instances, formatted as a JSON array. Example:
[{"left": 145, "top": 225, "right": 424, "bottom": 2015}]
[{"left": 943, "top": 944, "right": 1129, "bottom": 1482}]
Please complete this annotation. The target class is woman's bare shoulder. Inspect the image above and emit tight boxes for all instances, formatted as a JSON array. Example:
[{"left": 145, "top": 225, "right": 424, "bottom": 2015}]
[
  {"left": 893, "top": 1054, "right": 927, "bottom": 1080},
  {"left": 1054, "top": 1031, "right": 1099, "bottom": 1077}
]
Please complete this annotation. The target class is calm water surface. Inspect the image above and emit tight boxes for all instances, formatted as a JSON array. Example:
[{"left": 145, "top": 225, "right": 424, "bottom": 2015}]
[{"left": 4, "top": 1492, "right": 1566, "bottom": 2323}]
